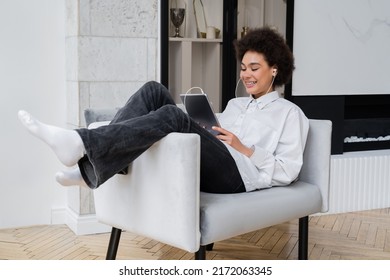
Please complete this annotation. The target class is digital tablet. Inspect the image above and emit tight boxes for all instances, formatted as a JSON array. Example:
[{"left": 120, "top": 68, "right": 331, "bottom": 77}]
[{"left": 180, "top": 93, "right": 220, "bottom": 136}]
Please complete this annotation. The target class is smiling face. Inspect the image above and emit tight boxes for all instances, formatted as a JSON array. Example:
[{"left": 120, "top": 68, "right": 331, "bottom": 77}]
[{"left": 240, "top": 50, "right": 276, "bottom": 99}]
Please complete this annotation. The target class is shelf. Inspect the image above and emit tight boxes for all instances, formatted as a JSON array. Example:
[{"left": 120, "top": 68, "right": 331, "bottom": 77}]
[
  {"left": 167, "top": 0, "right": 224, "bottom": 112},
  {"left": 169, "top": 37, "right": 222, "bottom": 43},
  {"left": 168, "top": 37, "right": 222, "bottom": 111}
]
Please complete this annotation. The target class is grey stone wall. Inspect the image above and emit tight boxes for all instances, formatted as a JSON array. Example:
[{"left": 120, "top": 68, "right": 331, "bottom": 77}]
[
  {"left": 64, "top": 0, "right": 158, "bottom": 227},
  {"left": 66, "top": 0, "right": 158, "bottom": 128}
]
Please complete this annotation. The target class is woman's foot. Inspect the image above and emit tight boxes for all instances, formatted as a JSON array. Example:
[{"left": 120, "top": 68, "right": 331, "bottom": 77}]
[
  {"left": 18, "top": 110, "right": 85, "bottom": 167},
  {"left": 55, "top": 168, "right": 87, "bottom": 187}
]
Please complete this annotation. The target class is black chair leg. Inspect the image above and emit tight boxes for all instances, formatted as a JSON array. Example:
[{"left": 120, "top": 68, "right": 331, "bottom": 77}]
[
  {"left": 206, "top": 243, "right": 214, "bottom": 251},
  {"left": 106, "top": 227, "right": 122, "bottom": 260},
  {"left": 298, "top": 216, "right": 309, "bottom": 260},
  {"left": 194, "top": 245, "right": 206, "bottom": 260}
]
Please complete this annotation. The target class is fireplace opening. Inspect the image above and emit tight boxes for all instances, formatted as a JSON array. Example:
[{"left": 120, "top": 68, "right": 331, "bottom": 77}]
[
  {"left": 288, "top": 94, "right": 390, "bottom": 154},
  {"left": 344, "top": 118, "right": 390, "bottom": 140},
  {"left": 343, "top": 95, "right": 390, "bottom": 152},
  {"left": 343, "top": 118, "right": 390, "bottom": 152}
]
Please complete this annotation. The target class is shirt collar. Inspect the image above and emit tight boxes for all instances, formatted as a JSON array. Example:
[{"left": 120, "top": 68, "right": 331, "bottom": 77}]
[{"left": 245, "top": 91, "right": 280, "bottom": 110}]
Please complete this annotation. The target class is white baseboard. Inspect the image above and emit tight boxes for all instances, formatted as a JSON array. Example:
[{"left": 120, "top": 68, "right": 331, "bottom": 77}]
[
  {"left": 51, "top": 207, "right": 111, "bottom": 235},
  {"left": 51, "top": 208, "right": 68, "bottom": 225}
]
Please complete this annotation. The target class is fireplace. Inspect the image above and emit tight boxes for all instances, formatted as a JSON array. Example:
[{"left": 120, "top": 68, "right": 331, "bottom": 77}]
[
  {"left": 289, "top": 95, "right": 390, "bottom": 154},
  {"left": 344, "top": 118, "right": 390, "bottom": 152},
  {"left": 343, "top": 95, "right": 390, "bottom": 152}
]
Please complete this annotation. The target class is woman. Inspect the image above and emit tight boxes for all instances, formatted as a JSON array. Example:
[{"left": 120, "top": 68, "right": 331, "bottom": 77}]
[{"left": 18, "top": 27, "right": 308, "bottom": 193}]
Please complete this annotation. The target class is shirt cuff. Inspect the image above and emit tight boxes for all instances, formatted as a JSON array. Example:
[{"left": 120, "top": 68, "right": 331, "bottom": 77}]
[{"left": 249, "top": 145, "right": 269, "bottom": 168}]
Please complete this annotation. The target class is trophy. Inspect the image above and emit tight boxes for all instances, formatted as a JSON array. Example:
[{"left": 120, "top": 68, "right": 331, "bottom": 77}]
[{"left": 170, "top": 8, "right": 185, "bottom": 37}]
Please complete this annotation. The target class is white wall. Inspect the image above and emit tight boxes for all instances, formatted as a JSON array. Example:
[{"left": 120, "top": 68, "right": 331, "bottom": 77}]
[{"left": 0, "top": 0, "right": 67, "bottom": 228}]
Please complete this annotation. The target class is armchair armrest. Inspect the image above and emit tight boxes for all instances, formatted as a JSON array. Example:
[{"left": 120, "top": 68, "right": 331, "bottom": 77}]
[{"left": 92, "top": 128, "right": 201, "bottom": 253}]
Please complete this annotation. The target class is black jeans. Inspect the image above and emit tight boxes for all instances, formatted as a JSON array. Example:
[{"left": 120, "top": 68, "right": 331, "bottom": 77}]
[{"left": 76, "top": 81, "right": 245, "bottom": 193}]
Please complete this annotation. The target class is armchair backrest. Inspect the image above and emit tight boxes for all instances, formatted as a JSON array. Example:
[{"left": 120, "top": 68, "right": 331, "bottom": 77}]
[
  {"left": 84, "top": 108, "right": 118, "bottom": 127},
  {"left": 300, "top": 119, "right": 332, "bottom": 212}
]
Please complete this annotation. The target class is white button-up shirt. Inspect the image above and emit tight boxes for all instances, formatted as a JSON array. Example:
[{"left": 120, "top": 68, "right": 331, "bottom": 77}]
[{"left": 217, "top": 91, "right": 309, "bottom": 192}]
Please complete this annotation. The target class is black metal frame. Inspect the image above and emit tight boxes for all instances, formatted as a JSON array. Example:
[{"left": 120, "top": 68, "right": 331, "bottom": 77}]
[
  {"left": 221, "top": 0, "right": 238, "bottom": 109},
  {"left": 283, "top": 0, "right": 295, "bottom": 101},
  {"left": 160, "top": 0, "right": 169, "bottom": 88},
  {"left": 104, "top": 216, "right": 309, "bottom": 260}
]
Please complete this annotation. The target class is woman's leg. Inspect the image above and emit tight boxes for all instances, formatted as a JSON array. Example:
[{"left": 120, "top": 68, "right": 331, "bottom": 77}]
[
  {"left": 77, "top": 104, "right": 245, "bottom": 193},
  {"left": 19, "top": 80, "right": 244, "bottom": 193}
]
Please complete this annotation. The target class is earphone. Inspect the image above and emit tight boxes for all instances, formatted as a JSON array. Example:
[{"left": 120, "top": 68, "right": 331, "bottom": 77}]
[
  {"left": 235, "top": 78, "right": 242, "bottom": 98},
  {"left": 272, "top": 68, "right": 277, "bottom": 77}
]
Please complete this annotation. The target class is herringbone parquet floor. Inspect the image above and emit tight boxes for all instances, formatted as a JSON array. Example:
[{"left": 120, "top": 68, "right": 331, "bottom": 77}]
[{"left": 1, "top": 208, "right": 390, "bottom": 260}]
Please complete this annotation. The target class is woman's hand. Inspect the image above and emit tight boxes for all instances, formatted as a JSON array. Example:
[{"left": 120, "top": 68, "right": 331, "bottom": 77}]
[{"left": 212, "top": 126, "right": 254, "bottom": 157}]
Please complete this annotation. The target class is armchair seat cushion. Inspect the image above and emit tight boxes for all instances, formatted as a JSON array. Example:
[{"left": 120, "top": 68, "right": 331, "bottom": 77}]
[{"left": 199, "top": 181, "right": 321, "bottom": 245}]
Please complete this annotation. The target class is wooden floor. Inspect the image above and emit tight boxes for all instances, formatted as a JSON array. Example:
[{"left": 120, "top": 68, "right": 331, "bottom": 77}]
[{"left": 1, "top": 208, "right": 390, "bottom": 260}]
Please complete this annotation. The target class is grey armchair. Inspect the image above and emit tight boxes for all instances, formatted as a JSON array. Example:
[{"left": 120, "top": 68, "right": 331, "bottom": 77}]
[{"left": 85, "top": 108, "right": 332, "bottom": 260}]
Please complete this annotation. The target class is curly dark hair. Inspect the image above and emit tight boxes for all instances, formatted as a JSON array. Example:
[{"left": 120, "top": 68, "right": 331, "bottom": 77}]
[{"left": 234, "top": 26, "right": 295, "bottom": 87}]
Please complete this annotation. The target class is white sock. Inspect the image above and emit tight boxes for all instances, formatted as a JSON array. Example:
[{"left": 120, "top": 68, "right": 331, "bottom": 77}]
[
  {"left": 18, "top": 110, "right": 85, "bottom": 167},
  {"left": 55, "top": 168, "right": 87, "bottom": 187}
]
